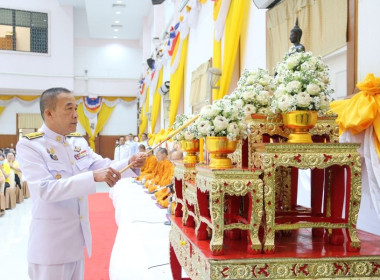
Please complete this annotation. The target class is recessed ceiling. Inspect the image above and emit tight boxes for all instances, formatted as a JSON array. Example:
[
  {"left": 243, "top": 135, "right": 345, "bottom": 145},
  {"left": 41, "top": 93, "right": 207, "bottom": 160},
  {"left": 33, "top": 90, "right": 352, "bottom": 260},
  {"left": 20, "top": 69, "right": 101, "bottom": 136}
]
[{"left": 59, "top": 0, "right": 152, "bottom": 40}]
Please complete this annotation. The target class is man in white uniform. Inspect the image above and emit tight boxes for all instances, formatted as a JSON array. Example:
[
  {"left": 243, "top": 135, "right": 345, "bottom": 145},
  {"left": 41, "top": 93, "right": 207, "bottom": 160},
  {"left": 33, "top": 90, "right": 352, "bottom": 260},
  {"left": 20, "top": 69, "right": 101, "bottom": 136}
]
[
  {"left": 113, "top": 136, "right": 128, "bottom": 161},
  {"left": 125, "top": 133, "right": 139, "bottom": 158},
  {"left": 16, "top": 87, "right": 145, "bottom": 280}
]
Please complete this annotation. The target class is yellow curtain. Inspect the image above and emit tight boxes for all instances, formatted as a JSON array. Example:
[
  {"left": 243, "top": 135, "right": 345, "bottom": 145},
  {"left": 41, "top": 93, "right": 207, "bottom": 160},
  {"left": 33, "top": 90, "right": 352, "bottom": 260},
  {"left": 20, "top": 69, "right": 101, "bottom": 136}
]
[
  {"left": 169, "top": 36, "right": 189, "bottom": 126},
  {"left": 88, "top": 103, "right": 115, "bottom": 150},
  {"left": 139, "top": 88, "right": 149, "bottom": 138},
  {"left": 77, "top": 103, "right": 92, "bottom": 140},
  {"left": 212, "top": 0, "right": 223, "bottom": 101},
  {"left": 0, "top": 95, "right": 39, "bottom": 101},
  {"left": 330, "top": 73, "right": 380, "bottom": 157},
  {"left": 0, "top": 106, "right": 5, "bottom": 115},
  {"left": 103, "top": 96, "right": 136, "bottom": 102},
  {"left": 214, "top": 0, "right": 248, "bottom": 100},
  {"left": 266, "top": 0, "right": 347, "bottom": 74},
  {"left": 151, "top": 68, "right": 163, "bottom": 134}
]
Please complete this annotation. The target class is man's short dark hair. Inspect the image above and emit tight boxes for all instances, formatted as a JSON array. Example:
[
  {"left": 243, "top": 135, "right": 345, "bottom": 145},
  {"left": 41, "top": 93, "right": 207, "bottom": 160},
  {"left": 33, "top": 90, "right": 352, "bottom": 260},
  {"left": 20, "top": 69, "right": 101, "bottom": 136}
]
[
  {"left": 40, "top": 87, "right": 71, "bottom": 120},
  {"left": 138, "top": 144, "right": 146, "bottom": 150}
]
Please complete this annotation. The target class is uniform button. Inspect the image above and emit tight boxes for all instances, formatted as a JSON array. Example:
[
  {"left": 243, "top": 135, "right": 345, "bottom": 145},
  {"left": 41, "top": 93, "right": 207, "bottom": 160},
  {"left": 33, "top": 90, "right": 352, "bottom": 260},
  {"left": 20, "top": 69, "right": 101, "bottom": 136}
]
[
  {"left": 64, "top": 142, "right": 68, "bottom": 146},
  {"left": 71, "top": 160, "right": 74, "bottom": 165},
  {"left": 80, "top": 215, "right": 83, "bottom": 220},
  {"left": 56, "top": 174, "right": 62, "bottom": 180},
  {"left": 56, "top": 136, "right": 62, "bottom": 142},
  {"left": 78, "top": 197, "right": 82, "bottom": 202}
]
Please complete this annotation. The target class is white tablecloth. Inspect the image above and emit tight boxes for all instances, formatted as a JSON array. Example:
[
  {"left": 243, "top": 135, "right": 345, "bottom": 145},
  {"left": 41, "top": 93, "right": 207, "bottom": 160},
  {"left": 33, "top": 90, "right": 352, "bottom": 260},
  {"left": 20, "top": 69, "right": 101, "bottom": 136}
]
[{"left": 109, "top": 178, "right": 173, "bottom": 280}]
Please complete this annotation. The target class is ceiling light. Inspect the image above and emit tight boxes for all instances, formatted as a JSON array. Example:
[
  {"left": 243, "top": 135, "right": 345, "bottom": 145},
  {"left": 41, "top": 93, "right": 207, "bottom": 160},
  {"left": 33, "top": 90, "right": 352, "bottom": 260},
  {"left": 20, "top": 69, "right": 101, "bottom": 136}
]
[
  {"left": 114, "top": 20, "right": 120, "bottom": 24},
  {"left": 113, "top": 36, "right": 118, "bottom": 39},
  {"left": 114, "top": 29, "right": 119, "bottom": 32},
  {"left": 117, "top": 0, "right": 122, "bottom": 3},
  {"left": 115, "top": 11, "right": 121, "bottom": 15},
  {"left": 112, "top": 3, "right": 126, "bottom": 8}
]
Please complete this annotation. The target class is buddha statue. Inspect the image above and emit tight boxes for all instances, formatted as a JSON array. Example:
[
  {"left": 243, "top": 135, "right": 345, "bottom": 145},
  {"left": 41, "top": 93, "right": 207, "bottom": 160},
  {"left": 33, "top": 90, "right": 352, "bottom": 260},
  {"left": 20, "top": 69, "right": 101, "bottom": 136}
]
[{"left": 289, "top": 18, "right": 305, "bottom": 53}]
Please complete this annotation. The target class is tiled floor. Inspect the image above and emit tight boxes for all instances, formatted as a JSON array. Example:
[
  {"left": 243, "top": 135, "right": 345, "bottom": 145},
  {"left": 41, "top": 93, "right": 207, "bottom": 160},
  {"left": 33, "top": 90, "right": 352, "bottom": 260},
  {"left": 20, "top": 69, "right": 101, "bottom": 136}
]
[{"left": 0, "top": 182, "right": 174, "bottom": 280}]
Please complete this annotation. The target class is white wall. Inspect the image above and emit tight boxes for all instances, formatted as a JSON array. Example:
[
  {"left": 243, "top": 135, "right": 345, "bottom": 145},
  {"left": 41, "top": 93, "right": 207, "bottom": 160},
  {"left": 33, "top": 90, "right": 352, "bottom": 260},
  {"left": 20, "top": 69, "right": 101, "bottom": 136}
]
[
  {"left": 184, "top": 1, "right": 214, "bottom": 115},
  {"left": 0, "top": 99, "right": 40, "bottom": 135},
  {"left": 357, "top": 0, "right": 380, "bottom": 81},
  {"left": 240, "top": 1, "right": 267, "bottom": 71},
  {"left": 99, "top": 101, "right": 137, "bottom": 136},
  {"left": 0, "top": 0, "right": 74, "bottom": 92},
  {"left": 73, "top": 8, "right": 141, "bottom": 96}
]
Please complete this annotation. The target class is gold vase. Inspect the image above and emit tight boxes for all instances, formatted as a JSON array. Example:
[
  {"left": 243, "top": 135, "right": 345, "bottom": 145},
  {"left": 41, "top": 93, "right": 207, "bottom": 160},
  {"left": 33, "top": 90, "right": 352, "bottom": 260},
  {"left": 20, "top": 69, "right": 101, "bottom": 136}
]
[
  {"left": 205, "top": 136, "right": 238, "bottom": 169},
  {"left": 180, "top": 139, "right": 199, "bottom": 165},
  {"left": 282, "top": 110, "right": 318, "bottom": 143}
]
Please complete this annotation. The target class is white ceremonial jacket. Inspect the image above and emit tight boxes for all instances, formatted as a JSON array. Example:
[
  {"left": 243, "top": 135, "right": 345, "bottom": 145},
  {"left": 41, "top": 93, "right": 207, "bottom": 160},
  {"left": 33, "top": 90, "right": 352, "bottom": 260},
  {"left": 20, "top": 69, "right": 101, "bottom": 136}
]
[
  {"left": 114, "top": 144, "right": 129, "bottom": 161},
  {"left": 16, "top": 124, "right": 136, "bottom": 265}
]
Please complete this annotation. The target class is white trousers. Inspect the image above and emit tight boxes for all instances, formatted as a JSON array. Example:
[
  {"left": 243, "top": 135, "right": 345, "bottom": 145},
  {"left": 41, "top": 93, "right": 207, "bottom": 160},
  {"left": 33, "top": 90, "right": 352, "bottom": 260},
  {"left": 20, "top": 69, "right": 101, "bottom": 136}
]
[{"left": 28, "top": 260, "right": 84, "bottom": 280}]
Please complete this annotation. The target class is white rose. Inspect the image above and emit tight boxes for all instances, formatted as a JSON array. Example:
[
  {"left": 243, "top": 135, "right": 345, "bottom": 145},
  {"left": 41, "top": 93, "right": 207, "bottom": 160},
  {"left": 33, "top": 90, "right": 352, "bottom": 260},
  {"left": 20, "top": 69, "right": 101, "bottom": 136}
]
[
  {"left": 286, "top": 80, "right": 302, "bottom": 93},
  {"left": 242, "top": 90, "right": 256, "bottom": 102},
  {"left": 213, "top": 115, "right": 229, "bottom": 132},
  {"left": 256, "top": 90, "right": 271, "bottom": 105},
  {"left": 278, "top": 95, "right": 292, "bottom": 112},
  {"left": 234, "top": 98, "right": 245, "bottom": 109},
  {"left": 184, "top": 131, "right": 194, "bottom": 141},
  {"left": 296, "top": 92, "right": 312, "bottom": 108},
  {"left": 197, "top": 120, "right": 212, "bottom": 136},
  {"left": 320, "top": 95, "right": 330, "bottom": 110},
  {"left": 246, "top": 75, "right": 256, "bottom": 85},
  {"left": 244, "top": 104, "right": 257, "bottom": 116},
  {"left": 306, "top": 83, "right": 320, "bottom": 96},
  {"left": 286, "top": 56, "right": 300, "bottom": 70},
  {"left": 227, "top": 122, "right": 239, "bottom": 135},
  {"left": 257, "top": 107, "right": 270, "bottom": 115}
]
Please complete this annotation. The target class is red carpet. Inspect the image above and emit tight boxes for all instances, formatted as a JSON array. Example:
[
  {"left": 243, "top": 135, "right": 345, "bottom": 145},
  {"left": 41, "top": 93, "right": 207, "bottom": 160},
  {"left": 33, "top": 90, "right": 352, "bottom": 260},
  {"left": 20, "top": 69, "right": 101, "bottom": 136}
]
[{"left": 84, "top": 193, "right": 117, "bottom": 280}]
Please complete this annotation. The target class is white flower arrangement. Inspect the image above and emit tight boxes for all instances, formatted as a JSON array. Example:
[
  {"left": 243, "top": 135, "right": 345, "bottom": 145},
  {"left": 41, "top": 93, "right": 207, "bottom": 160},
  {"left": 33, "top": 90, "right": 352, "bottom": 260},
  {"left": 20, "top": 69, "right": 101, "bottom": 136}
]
[
  {"left": 172, "top": 114, "right": 198, "bottom": 141},
  {"left": 232, "top": 68, "right": 276, "bottom": 117},
  {"left": 196, "top": 98, "right": 248, "bottom": 141},
  {"left": 270, "top": 47, "right": 333, "bottom": 114}
]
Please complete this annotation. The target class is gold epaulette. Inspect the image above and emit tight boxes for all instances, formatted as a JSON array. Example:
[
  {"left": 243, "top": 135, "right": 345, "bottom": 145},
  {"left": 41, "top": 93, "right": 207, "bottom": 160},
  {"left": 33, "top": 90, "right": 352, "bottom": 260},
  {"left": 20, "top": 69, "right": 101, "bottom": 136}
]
[
  {"left": 66, "top": 132, "right": 83, "bottom": 137},
  {"left": 24, "top": 132, "right": 44, "bottom": 140}
]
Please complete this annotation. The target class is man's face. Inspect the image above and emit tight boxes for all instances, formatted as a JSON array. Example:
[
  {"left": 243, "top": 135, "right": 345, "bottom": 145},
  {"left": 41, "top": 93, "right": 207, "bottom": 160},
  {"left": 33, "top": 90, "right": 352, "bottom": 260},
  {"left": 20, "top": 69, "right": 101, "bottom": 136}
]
[
  {"left": 126, "top": 135, "right": 133, "bottom": 141},
  {"left": 119, "top": 137, "right": 125, "bottom": 145},
  {"left": 45, "top": 92, "right": 78, "bottom": 135},
  {"left": 141, "top": 134, "right": 147, "bottom": 141}
]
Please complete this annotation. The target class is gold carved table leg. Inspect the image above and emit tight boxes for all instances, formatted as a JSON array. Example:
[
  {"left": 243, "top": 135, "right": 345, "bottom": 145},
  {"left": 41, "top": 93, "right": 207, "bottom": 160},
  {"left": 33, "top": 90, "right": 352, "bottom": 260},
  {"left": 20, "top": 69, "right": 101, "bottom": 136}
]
[{"left": 209, "top": 185, "right": 224, "bottom": 255}]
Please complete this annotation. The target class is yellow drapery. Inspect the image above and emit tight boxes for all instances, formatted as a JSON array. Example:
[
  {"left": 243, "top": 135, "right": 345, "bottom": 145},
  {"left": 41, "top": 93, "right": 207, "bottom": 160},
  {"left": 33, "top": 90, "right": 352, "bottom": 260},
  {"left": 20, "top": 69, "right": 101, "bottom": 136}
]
[
  {"left": 0, "top": 95, "right": 40, "bottom": 101},
  {"left": 77, "top": 102, "right": 115, "bottom": 151},
  {"left": 169, "top": 36, "right": 189, "bottom": 126},
  {"left": 212, "top": 0, "right": 223, "bottom": 101},
  {"left": 330, "top": 73, "right": 380, "bottom": 157},
  {"left": 151, "top": 68, "right": 163, "bottom": 134},
  {"left": 214, "top": 0, "right": 248, "bottom": 100},
  {"left": 77, "top": 102, "right": 92, "bottom": 137},
  {"left": 0, "top": 95, "right": 40, "bottom": 118},
  {"left": 139, "top": 88, "right": 150, "bottom": 138}
]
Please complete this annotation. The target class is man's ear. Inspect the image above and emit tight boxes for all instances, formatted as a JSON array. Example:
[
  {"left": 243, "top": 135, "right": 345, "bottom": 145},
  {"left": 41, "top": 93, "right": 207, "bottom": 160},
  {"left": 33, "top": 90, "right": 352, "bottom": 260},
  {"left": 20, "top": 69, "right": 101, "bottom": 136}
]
[{"left": 44, "top": 108, "right": 53, "bottom": 120}]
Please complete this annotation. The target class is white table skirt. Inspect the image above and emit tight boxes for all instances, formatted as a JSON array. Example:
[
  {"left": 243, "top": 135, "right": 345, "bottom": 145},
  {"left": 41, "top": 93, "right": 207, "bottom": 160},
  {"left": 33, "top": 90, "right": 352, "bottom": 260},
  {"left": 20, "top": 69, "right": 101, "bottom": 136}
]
[{"left": 109, "top": 178, "right": 173, "bottom": 280}]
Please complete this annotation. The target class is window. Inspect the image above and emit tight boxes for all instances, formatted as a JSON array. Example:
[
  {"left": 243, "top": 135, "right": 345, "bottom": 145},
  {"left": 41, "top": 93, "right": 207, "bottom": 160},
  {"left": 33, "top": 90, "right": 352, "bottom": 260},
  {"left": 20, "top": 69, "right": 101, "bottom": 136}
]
[{"left": 0, "top": 8, "right": 48, "bottom": 53}]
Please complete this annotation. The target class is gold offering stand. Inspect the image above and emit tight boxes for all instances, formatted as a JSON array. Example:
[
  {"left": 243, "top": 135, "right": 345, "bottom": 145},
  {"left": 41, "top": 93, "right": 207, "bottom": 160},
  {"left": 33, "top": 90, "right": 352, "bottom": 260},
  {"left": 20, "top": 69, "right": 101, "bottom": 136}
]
[{"left": 169, "top": 114, "right": 380, "bottom": 280}]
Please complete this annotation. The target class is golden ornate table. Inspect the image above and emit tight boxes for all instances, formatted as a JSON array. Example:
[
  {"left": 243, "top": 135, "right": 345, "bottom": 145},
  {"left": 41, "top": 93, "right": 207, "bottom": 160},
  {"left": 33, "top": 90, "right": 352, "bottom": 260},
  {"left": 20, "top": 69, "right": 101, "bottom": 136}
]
[
  {"left": 252, "top": 143, "right": 362, "bottom": 253},
  {"left": 194, "top": 166, "right": 263, "bottom": 255},
  {"left": 170, "top": 216, "right": 380, "bottom": 280},
  {"left": 173, "top": 161, "right": 198, "bottom": 228}
]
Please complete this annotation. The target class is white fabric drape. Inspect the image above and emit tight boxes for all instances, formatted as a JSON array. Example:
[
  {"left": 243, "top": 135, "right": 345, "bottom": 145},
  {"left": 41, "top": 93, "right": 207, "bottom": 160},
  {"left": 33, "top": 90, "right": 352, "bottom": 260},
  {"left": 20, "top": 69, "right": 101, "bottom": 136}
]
[
  {"left": 340, "top": 127, "right": 380, "bottom": 235},
  {"left": 214, "top": 0, "right": 231, "bottom": 41}
]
